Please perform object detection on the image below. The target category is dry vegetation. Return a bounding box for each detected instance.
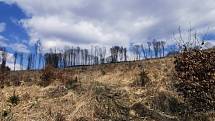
[174,49,215,112]
[0,50,215,121]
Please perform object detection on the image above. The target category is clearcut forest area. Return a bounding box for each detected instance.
[0,48,215,121]
[1,0,215,121]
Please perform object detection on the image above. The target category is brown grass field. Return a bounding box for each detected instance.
[0,55,215,121]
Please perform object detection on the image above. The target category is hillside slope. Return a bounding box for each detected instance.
[0,56,215,121]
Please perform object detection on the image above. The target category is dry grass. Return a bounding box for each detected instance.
[0,56,215,121]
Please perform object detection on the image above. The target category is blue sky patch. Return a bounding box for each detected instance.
[0,2,29,49]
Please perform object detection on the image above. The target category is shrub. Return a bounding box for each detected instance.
[46,86,68,98]
[55,112,66,121]
[75,117,89,121]
[65,77,79,90]
[174,49,215,112]
[131,69,150,87]
[92,82,130,120]
[100,69,106,75]
[0,72,6,88]
[1,110,9,117]
[39,65,55,86]
[9,74,21,86]
[47,108,66,121]
[8,91,20,106]
[0,108,13,120]
[0,66,10,88]
[152,92,186,115]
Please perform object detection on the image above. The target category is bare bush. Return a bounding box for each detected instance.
[45,86,68,98]
[39,65,56,87]
[65,77,79,90]
[55,112,66,121]
[0,66,10,88]
[91,82,130,120]
[9,73,21,86]
[152,92,186,116]
[174,49,215,112]
[8,91,20,106]
[130,69,150,87]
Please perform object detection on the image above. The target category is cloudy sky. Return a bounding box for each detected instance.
[1,0,215,53]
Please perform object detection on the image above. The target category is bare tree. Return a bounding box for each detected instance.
[110,46,120,63]
[94,46,99,64]
[76,47,80,65]
[102,47,106,63]
[84,49,89,65]
[1,47,7,69]
[147,42,152,58]
[73,47,76,66]
[62,49,67,67]
[160,41,166,57]
[97,47,106,64]
[44,52,60,68]
[33,41,39,69]
[123,48,127,61]
[135,45,141,60]
[157,41,162,57]
[118,47,124,61]
[14,52,18,71]
[175,26,205,52]
[36,40,42,69]
[152,39,161,58]
[19,52,24,70]
[27,53,33,70]
[141,44,147,59]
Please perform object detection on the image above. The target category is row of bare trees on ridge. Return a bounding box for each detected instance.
[1,27,211,71]
[0,39,170,70]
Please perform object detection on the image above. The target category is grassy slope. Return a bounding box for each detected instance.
[0,57,214,121]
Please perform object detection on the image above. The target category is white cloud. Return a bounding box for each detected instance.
[0,35,7,47]
[4,0,215,49]
[0,23,8,48]
[0,51,23,70]
[0,23,6,32]
[12,43,30,53]
[0,34,30,53]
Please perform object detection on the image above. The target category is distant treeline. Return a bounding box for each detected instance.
[1,30,208,71]
[0,39,179,70]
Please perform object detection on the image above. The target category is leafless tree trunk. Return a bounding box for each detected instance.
[141,44,147,59]
[14,52,18,71]
[124,48,127,61]
[27,53,33,70]
[19,52,24,70]
[147,42,152,58]
[161,41,166,57]
[1,47,7,69]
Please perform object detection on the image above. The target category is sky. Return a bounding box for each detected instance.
[1,0,215,69]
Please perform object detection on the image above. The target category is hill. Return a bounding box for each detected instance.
[0,52,215,121]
